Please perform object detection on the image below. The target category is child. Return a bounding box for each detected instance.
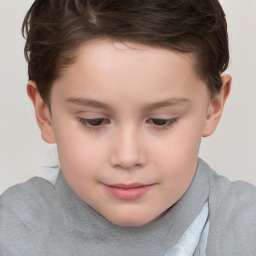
[1,0,256,255]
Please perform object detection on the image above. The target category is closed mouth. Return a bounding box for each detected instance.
[103,183,154,200]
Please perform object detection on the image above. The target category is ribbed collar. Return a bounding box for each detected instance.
[54,158,209,255]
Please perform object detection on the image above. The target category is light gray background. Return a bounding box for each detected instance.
[0,0,256,194]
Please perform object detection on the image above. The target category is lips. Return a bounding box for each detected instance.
[104,183,154,200]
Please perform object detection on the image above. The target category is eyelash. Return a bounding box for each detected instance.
[78,118,109,130]
[78,117,178,130]
[147,118,178,129]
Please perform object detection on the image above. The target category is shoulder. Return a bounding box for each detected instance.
[0,176,59,228]
[1,176,57,216]
[208,168,256,217]
[221,180,256,231]
[0,177,59,255]
[228,179,256,205]
[206,165,256,255]
[199,158,256,210]
[1,175,55,199]
[222,180,256,229]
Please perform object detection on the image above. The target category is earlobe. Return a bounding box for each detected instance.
[202,74,232,137]
[27,81,56,144]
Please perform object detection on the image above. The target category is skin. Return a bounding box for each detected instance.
[27,39,231,226]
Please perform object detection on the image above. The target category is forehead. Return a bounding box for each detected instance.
[62,39,200,84]
[72,39,198,72]
[52,39,207,108]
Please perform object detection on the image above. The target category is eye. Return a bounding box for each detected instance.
[79,118,109,128]
[147,118,177,128]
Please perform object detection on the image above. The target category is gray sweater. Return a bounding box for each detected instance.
[1,159,256,255]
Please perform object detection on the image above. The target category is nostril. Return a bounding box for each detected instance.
[109,151,147,170]
[109,131,147,170]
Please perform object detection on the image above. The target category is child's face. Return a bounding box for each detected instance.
[31,39,230,226]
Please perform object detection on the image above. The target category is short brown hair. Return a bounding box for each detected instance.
[22,0,229,104]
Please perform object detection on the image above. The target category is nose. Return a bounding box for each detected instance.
[109,127,147,170]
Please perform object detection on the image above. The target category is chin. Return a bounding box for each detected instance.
[104,211,158,227]
[111,218,149,227]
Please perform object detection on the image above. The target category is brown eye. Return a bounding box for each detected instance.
[147,118,178,128]
[79,118,108,127]
[151,119,167,126]
[87,118,105,126]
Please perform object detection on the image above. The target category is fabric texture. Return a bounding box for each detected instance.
[1,159,256,256]
[164,202,209,256]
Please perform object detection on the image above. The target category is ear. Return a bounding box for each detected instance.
[27,81,56,144]
[202,74,232,137]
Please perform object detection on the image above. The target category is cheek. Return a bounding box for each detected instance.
[61,140,102,170]
[53,120,106,177]
[147,119,203,191]
[150,123,202,166]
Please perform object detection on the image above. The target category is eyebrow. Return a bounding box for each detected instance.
[141,98,191,111]
[66,96,190,111]
[66,97,113,111]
